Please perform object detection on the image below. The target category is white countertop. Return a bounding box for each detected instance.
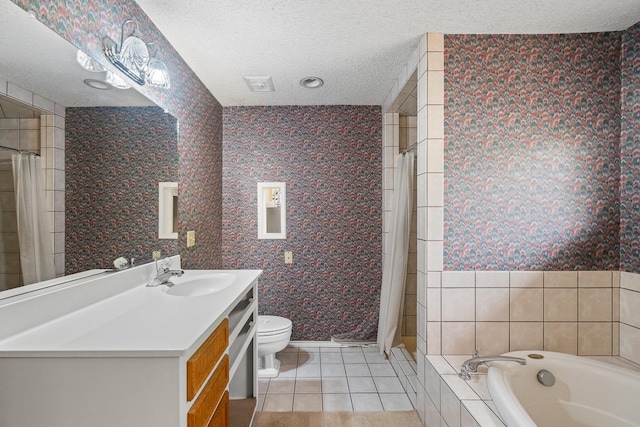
[0,268,262,357]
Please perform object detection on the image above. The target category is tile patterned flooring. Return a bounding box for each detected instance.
[258,346,414,412]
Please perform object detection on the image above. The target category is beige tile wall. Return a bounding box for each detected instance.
[435,270,619,356]
[41,112,66,277]
[620,272,640,364]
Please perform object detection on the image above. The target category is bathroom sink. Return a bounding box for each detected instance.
[162,273,235,296]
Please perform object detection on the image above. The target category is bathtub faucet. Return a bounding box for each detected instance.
[458,351,527,380]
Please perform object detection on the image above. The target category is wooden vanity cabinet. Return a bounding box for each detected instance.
[185,284,258,427]
[187,319,229,402]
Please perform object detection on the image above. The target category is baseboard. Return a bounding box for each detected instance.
[288,340,378,348]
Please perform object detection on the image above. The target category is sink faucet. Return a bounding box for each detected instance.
[458,351,527,380]
[147,257,184,287]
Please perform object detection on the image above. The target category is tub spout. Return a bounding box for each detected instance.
[458,352,527,380]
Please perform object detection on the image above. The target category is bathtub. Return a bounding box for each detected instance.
[487,351,640,427]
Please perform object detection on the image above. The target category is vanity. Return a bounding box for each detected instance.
[0,257,261,427]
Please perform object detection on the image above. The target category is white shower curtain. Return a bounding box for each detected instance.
[377,153,414,355]
[12,153,55,285]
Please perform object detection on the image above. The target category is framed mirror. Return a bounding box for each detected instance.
[257,182,286,239]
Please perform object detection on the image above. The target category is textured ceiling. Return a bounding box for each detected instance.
[135,0,640,107]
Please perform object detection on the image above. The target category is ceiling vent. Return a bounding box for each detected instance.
[243,76,275,92]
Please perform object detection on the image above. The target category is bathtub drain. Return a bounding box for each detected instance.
[537,369,556,387]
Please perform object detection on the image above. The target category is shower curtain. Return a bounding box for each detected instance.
[377,153,414,355]
[12,153,55,285]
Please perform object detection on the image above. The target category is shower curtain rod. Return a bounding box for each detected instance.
[0,144,40,156]
[402,142,417,155]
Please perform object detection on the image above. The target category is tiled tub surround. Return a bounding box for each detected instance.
[257,345,414,412]
[425,271,619,357]
[389,346,419,408]
[620,272,640,364]
[417,353,640,427]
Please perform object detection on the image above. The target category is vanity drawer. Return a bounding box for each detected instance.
[207,391,229,427]
[188,355,229,427]
[187,318,229,401]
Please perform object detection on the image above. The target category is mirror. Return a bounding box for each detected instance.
[257,182,286,239]
[0,1,178,291]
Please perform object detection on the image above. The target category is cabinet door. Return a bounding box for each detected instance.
[188,355,229,427]
[187,318,228,401]
[208,391,229,427]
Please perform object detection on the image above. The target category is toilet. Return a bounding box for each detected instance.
[257,315,292,378]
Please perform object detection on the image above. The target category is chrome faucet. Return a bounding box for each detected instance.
[458,351,527,380]
[147,257,184,287]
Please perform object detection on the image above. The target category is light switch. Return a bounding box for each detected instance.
[284,251,293,264]
[152,250,162,259]
[187,230,196,247]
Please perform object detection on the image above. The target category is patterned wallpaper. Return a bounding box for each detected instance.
[11,0,223,269]
[65,107,178,272]
[222,106,382,341]
[444,33,622,271]
[620,22,640,273]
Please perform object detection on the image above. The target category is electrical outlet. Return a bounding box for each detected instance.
[284,251,293,264]
[187,230,196,247]
[152,250,162,259]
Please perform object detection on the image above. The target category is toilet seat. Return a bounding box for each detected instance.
[258,315,292,336]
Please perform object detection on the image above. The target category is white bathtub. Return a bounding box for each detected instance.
[487,350,640,427]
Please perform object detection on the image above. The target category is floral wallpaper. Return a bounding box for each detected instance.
[65,107,178,273]
[620,22,640,273]
[222,106,382,341]
[11,0,223,269]
[444,33,622,271]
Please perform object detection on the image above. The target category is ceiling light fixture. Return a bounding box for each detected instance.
[77,50,106,73]
[105,71,131,89]
[300,77,324,89]
[103,19,170,89]
[83,79,111,90]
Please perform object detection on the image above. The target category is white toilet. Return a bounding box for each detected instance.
[257,315,292,378]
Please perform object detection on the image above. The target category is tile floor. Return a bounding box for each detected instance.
[258,345,414,412]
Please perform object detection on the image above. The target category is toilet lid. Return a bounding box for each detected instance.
[258,315,292,335]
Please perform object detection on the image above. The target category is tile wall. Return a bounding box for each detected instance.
[433,270,619,356]
[620,272,640,364]
[0,81,65,285]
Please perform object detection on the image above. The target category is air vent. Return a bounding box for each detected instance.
[243,76,275,92]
